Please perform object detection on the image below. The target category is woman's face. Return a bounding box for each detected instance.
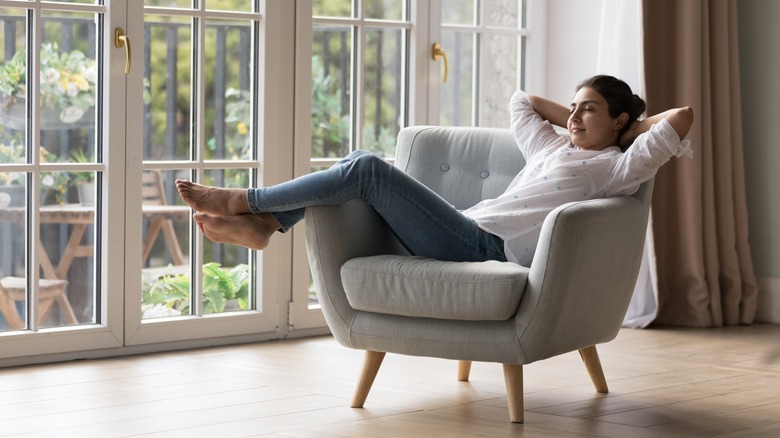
[567,87,625,151]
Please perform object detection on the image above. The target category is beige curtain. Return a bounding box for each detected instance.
[643,0,757,326]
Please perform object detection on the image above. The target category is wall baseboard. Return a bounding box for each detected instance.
[756,276,780,324]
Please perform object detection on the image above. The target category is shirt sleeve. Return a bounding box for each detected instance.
[607,118,693,195]
[510,90,567,159]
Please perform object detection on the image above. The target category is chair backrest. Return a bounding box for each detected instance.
[142,170,167,206]
[395,126,524,210]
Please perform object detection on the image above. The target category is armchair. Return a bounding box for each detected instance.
[305,126,653,423]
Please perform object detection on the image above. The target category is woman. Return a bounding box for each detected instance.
[176,75,693,267]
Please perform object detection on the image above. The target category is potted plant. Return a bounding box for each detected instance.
[0,43,97,130]
[69,149,95,205]
[0,142,25,207]
[141,263,250,319]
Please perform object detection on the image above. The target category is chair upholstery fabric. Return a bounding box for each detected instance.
[342,255,529,321]
[305,125,652,365]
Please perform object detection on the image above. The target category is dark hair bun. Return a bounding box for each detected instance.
[632,94,646,119]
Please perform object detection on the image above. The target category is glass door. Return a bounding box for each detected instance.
[429,0,529,128]
[289,0,412,330]
[0,0,126,358]
[123,0,281,345]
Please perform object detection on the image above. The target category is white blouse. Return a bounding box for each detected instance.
[462,90,692,267]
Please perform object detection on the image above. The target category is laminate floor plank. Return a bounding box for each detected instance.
[1,324,778,437]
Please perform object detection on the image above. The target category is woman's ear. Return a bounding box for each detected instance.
[615,112,629,130]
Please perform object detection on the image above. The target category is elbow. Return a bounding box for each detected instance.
[681,106,694,124]
[672,106,694,139]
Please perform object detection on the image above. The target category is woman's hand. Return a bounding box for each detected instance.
[619,106,694,148]
[619,119,642,147]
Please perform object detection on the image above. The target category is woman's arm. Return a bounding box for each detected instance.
[529,95,570,128]
[620,106,694,147]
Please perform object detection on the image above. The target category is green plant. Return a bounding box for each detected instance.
[0,43,97,123]
[39,147,70,205]
[69,149,94,184]
[0,141,25,168]
[311,55,349,158]
[141,263,250,319]
[207,87,251,160]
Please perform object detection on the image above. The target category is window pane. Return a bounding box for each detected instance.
[364,0,404,21]
[442,0,475,25]
[202,168,251,315]
[204,19,253,161]
[145,0,194,8]
[205,0,253,13]
[39,173,96,327]
[311,25,352,159]
[143,15,193,161]
[480,33,516,128]
[440,31,474,126]
[0,175,26,331]
[314,0,352,18]
[39,11,99,166]
[0,8,27,147]
[484,0,519,28]
[362,27,403,157]
[141,169,191,320]
[0,140,25,165]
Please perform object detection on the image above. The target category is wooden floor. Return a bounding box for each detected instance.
[1,324,780,437]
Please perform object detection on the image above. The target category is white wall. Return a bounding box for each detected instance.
[738,0,780,323]
[545,0,603,103]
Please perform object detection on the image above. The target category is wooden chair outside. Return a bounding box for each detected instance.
[142,170,186,266]
[0,276,76,329]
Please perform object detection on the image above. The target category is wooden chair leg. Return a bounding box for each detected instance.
[141,218,164,265]
[579,345,609,393]
[55,294,79,325]
[351,350,386,408]
[161,219,186,265]
[502,363,524,423]
[37,297,56,325]
[457,360,472,382]
[0,290,24,330]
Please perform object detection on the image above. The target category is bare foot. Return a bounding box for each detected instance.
[193,212,280,250]
[176,179,251,216]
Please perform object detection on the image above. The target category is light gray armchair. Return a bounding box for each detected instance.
[305,126,653,423]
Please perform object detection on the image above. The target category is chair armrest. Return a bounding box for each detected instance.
[305,200,407,346]
[515,194,649,361]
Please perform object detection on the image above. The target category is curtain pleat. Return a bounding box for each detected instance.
[642,0,757,326]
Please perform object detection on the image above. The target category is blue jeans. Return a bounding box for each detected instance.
[246,150,506,262]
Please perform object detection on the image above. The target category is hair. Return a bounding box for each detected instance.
[576,75,646,149]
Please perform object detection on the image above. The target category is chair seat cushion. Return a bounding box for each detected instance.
[341,255,529,321]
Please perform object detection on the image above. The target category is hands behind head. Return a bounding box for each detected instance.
[619,119,641,149]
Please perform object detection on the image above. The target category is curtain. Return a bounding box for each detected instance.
[642,0,757,326]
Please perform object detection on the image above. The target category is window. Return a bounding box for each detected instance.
[437,0,528,128]
[0,2,105,333]
[311,0,411,162]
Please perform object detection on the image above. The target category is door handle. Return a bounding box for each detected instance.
[432,43,448,83]
[115,27,132,75]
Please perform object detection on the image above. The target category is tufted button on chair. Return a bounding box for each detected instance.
[305,125,653,423]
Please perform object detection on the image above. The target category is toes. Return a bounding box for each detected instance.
[193,212,209,223]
